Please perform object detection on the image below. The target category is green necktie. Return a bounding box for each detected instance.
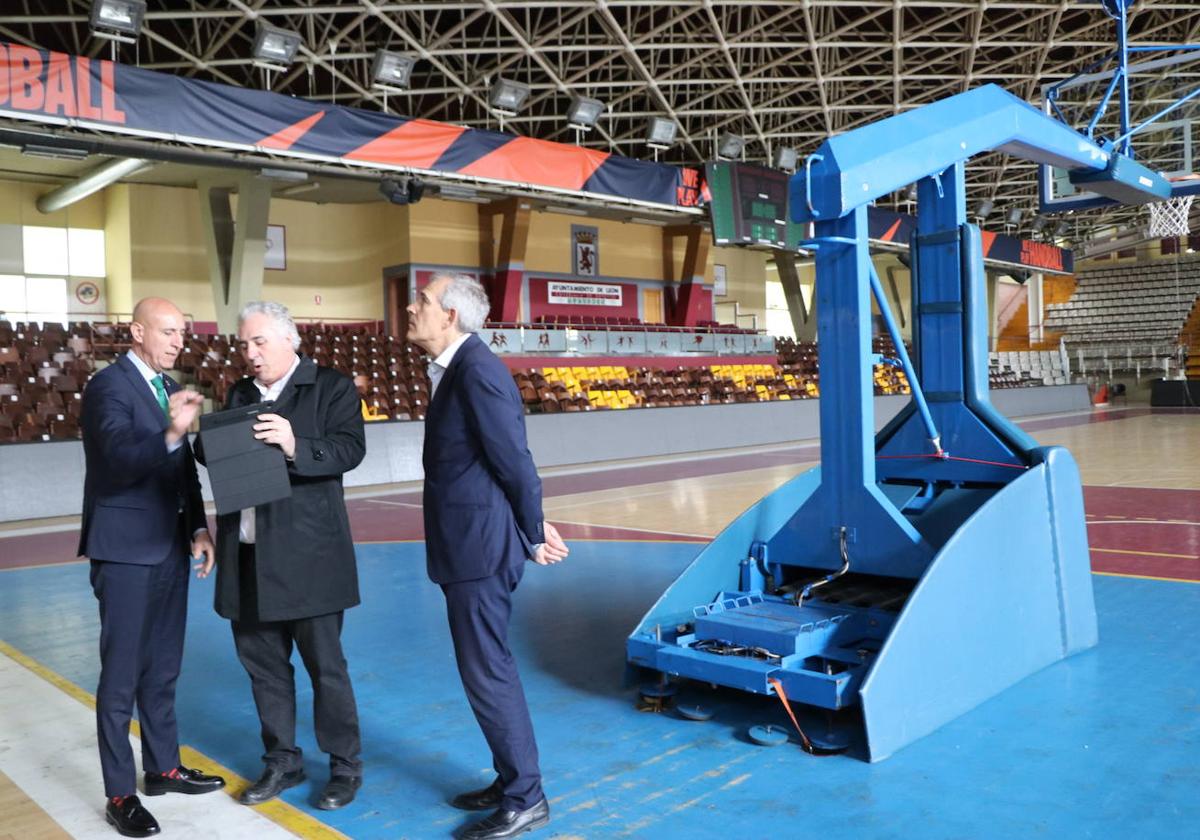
[151,374,169,417]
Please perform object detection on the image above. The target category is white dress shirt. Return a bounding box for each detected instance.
[127,351,207,538]
[427,332,471,398]
[126,350,182,454]
[240,353,301,544]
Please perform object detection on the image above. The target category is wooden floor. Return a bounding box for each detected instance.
[544,409,1200,540]
[0,770,70,840]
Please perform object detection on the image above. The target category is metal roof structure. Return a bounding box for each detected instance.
[4,1,1200,241]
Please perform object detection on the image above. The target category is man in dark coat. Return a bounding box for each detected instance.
[196,300,365,811]
[407,273,569,840]
[79,296,225,838]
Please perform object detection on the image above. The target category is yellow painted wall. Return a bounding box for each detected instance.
[0,178,105,229]
[259,197,408,320]
[103,184,132,315]
[522,212,669,280]
[122,184,411,323]
[0,174,767,327]
[712,245,770,327]
[128,184,211,319]
[408,197,477,267]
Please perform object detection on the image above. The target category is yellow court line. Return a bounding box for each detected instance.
[1088,519,1200,527]
[0,640,348,840]
[1091,547,1200,560]
[1093,570,1200,585]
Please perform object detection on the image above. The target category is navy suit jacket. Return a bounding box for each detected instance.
[78,355,206,565]
[422,334,545,584]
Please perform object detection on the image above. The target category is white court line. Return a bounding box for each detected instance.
[544,518,712,540]
[0,654,301,840]
[0,522,81,538]
[362,498,711,539]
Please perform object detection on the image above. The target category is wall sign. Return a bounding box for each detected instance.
[712,264,727,297]
[75,280,100,305]
[571,224,599,277]
[547,281,623,307]
[265,224,286,270]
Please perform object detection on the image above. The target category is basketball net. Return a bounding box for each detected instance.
[1147,194,1194,238]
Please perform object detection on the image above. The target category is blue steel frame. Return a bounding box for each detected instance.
[627,84,1101,761]
[1039,0,1200,212]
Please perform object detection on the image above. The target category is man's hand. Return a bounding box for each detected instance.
[254,413,296,459]
[191,529,216,578]
[166,389,204,446]
[532,521,569,566]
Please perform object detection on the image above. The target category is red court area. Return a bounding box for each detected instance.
[1084,486,1200,582]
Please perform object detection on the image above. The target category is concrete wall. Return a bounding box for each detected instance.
[0,384,1090,523]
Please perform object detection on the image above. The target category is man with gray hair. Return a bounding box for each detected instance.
[407,273,569,840]
[194,300,366,811]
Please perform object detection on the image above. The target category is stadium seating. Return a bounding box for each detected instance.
[6,316,1092,442]
[1044,256,1200,344]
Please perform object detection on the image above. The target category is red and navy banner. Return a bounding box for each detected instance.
[0,41,701,209]
[870,208,1073,274]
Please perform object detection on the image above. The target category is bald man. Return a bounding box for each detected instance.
[79,298,225,838]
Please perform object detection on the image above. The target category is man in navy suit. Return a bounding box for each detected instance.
[407,273,569,840]
[79,297,225,837]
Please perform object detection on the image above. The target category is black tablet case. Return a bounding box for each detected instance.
[198,401,292,515]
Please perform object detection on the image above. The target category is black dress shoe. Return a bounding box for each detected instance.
[105,795,160,838]
[316,775,362,810]
[451,778,502,811]
[238,767,305,806]
[144,765,227,796]
[459,799,550,840]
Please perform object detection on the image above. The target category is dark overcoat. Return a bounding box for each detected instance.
[197,356,365,621]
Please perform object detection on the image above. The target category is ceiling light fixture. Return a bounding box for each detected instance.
[252,22,303,70]
[371,50,416,92]
[89,0,146,44]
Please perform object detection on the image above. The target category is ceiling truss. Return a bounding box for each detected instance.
[4,0,1200,241]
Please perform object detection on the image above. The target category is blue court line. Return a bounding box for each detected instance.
[1,541,1197,839]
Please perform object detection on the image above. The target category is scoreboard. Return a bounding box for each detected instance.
[705,161,805,250]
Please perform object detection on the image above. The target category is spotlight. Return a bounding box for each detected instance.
[371,50,416,92]
[1006,207,1024,226]
[905,183,918,201]
[566,95,605,130]
[89,0,146,44]
[252,22,302,70]
[772,146,798,172]
[489,78,531,115]
[646,117,678,149]
[379,177,425,206]
[716,132,745,160]
[975,199,995,221]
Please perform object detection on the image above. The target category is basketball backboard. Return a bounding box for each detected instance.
[1038,49,1200,213]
